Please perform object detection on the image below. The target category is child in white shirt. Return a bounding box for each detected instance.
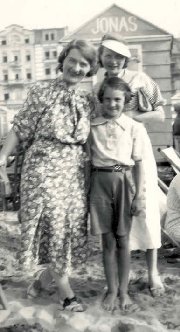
[90,77,145,311]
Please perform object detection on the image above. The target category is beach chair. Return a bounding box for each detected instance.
[158,146,180,174]
[0,166,12,211]
[158,177,168,195]
[0,145,24,212]
[0,159,21,310]
[0,284,8,309]
[158,147,180,248]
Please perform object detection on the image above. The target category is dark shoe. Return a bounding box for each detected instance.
[165,253,180,259]
[63,296,86,312]
[167,257,180,264]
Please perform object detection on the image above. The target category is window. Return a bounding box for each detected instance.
[26,54,31,61]
[3,56,7,63]
[53,51,57,58]
[4,74,8,81]
[45,51,50,59]
[45,34,49,41]
[25,38,29,44]
[14,55,18,62]
[45,68,51,75]
[15,73,19,80]
[2,40,7,45]
[51,33,54,40]
[4,93,9,101]
[26,73,32,80]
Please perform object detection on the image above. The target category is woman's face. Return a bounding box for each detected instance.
[100,47,126,76]
[62,48,91,86]
[102,87,125,119]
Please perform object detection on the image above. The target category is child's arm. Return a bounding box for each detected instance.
[131,160,145,216]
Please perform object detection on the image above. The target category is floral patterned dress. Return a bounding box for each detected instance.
[13,78,93,276]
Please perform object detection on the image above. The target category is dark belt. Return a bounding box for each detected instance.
[92,165,132,172]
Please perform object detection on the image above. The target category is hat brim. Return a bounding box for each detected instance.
[102,40,131,58]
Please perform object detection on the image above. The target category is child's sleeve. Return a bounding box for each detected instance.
[131,123,144,162]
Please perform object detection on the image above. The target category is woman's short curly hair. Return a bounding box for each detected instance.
[98,76,132,104]
[98,33,129,69]
[57,39,98,77]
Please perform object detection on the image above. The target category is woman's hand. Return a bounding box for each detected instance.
[133,108,165,124]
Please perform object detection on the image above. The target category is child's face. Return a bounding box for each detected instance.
[102,87,125,119]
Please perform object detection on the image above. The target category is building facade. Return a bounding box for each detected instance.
[1,6,180,160]
[61,4,175,161]
[0,24,67,137]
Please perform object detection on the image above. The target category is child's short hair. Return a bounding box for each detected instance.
[98,77,132,104]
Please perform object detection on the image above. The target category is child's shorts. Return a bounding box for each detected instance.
[90,167,136,236]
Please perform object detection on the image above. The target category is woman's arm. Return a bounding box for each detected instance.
[133,106,165,123]
[133,72,165,124]
[0,128,19,166]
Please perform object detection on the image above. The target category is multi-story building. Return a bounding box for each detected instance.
[0,24,67,138]
[34,28,67,81]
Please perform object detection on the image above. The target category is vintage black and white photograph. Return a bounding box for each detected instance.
[0,0,180,331]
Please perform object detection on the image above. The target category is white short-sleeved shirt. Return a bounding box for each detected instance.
[164,173,180,244]
[90,113,144,167]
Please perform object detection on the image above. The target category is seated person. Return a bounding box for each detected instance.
[164,173,180,251]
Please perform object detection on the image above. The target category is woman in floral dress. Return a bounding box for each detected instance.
[0,39,98,311]
[96,33,165,296]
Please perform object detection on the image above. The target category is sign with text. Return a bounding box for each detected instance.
[69,5,168,40]
[91,16,138,34]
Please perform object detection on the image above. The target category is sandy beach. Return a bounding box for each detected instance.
[0,212,180,332]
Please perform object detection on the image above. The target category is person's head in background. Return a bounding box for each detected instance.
[97,76,132,119]
[98,33,131,77]
[174,103,180,116]
[57,39,98,87]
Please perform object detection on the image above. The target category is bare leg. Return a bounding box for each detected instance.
[146,249,164,296]
[27,268,52,298]
[116,235,132,310]
[102,232,118,311]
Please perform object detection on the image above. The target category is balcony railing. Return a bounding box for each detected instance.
[8,61,22,68]
[0,79,34,85]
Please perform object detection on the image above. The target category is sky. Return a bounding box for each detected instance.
[0,0,180,37]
